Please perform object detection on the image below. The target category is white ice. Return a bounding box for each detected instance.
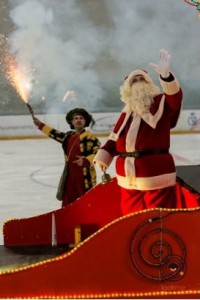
[0,134,200,245]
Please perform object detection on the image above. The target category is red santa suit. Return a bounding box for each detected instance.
[94,70,183,214]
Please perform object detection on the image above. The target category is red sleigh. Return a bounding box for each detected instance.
[1,169,200,299]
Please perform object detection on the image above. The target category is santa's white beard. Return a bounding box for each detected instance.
[121,81,160,115]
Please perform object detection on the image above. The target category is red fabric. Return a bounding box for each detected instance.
[120,182,200,215]
[112,112,127,133]
[62,133,85,206]
[115,92,182,179]
[120,186,177,215]
[101,89,183,191]
[175,182,200,208]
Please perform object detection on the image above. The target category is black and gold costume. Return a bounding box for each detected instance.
[37,121,100,206]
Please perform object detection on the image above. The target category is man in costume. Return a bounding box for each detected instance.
[94,49,183,215]
[33,108,101,207]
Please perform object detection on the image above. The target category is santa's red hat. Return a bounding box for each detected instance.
[125,69,153,85]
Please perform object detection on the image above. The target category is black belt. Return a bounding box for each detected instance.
[119,149,169,158]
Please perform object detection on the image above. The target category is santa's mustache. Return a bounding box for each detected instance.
[120,80,160,115]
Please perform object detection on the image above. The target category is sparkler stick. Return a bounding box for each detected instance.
[25,102,35,120]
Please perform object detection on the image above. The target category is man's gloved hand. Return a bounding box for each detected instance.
[33,116,41,127]
[149,49,170,78]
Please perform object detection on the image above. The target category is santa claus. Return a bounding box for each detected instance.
[94,49,183,215]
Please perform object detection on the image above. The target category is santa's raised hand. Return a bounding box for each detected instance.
[149,49,170,78]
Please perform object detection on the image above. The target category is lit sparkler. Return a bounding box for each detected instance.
[5,51,36,120]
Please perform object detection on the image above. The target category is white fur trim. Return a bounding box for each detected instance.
[124,157,136,178]
[116,172,176,190]
[126,69,153,84]
[108,132,118,141]
[159,74,180,95]
[140,95,165,128]
[123,96,165,152]
[93,149,113,168]
[125,115,141,152]
[109,110,131,142]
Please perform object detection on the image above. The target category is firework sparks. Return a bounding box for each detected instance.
[5,52,32,103]
[3,49,36,119]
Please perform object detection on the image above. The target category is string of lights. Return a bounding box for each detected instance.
[184,0,200,17]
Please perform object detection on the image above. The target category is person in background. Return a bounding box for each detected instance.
[94,49,183,215]
[33,108,101,207]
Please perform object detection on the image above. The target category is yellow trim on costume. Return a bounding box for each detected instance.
[79,130,91,140]
[41,124,53,136]
[86,153,96,164]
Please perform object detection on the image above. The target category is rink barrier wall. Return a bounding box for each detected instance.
[0,110,200,139]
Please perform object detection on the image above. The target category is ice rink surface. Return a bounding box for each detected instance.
[0,134,200,246]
